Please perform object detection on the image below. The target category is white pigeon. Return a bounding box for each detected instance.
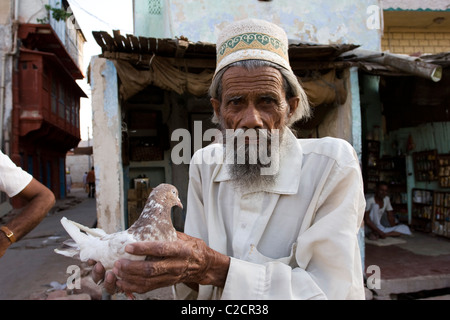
[55,183,182,271]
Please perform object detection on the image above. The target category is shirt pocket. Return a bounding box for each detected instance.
[246,241,298,268]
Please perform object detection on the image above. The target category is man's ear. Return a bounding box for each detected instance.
[211,98,221,119]
[287,97,299,119]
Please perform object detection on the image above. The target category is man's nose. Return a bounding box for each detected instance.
[239,105,264,129]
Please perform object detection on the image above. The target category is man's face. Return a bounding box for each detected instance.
[376,184,389,199]
[210,66,299,189]
[211,66,298,131]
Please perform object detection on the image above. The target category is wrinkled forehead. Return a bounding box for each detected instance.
[221,66,284,95]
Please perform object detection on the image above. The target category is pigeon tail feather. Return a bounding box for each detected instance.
[69,220,107,238]
[54,247,80,258]
[53,236,81,258]
[60,217,93,247]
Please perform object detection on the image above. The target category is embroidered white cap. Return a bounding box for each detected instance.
[212,18,311,125]
[215,18,292,76]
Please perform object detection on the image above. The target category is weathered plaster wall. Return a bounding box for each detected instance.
[135,0,382,50]
[0,1,13,149]
[350,67,363,162]
[90,56,124,233]
[0,24,13,147]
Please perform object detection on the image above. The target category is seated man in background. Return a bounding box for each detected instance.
[364,181,412,240]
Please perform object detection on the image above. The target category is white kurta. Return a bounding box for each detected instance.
[174,130,366,300]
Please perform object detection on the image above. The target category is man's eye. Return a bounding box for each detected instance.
[228,98,241,106]
[261,97,276,105]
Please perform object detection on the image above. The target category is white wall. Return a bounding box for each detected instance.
[66,154,91,184]
[135,0,382,50]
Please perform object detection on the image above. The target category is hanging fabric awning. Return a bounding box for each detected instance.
[112,57,348,107]
[112,56,213,100]
[93,30,355,107]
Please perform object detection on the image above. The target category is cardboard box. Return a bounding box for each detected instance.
[127,187,153,226]
[128,189,137,201]
[127,201,139,226]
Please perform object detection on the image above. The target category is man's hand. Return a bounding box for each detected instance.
[91,232,230,295]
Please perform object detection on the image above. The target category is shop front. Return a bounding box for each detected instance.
[359,53,450,238]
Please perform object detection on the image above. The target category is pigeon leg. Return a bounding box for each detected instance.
[126,292,136,300]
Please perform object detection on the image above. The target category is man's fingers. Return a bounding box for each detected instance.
[113,259,181,294]
[116,276,173,294]
[126,240,182,257]
[113,259,169,277]
[91,262,106,284]
[103,271,118,295]
[114,258,188,281]
[87,259,97,266]
[90,262,119,295]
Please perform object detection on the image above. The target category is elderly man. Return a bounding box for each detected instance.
[93,18,366,300]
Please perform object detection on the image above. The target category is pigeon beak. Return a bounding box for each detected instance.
[176,197,183,209]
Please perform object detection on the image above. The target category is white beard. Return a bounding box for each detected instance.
[223,127,290,191]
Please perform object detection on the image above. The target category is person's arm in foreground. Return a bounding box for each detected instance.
[0,178,56,257]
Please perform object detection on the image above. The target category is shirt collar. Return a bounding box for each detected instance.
[213,129,303,195]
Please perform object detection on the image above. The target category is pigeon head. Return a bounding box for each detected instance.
[153,183,183,210]
[128,184,182,240]
[135,183,183,223]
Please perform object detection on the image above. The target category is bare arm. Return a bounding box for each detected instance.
[386,210,396,227]
[0,178,55,257]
